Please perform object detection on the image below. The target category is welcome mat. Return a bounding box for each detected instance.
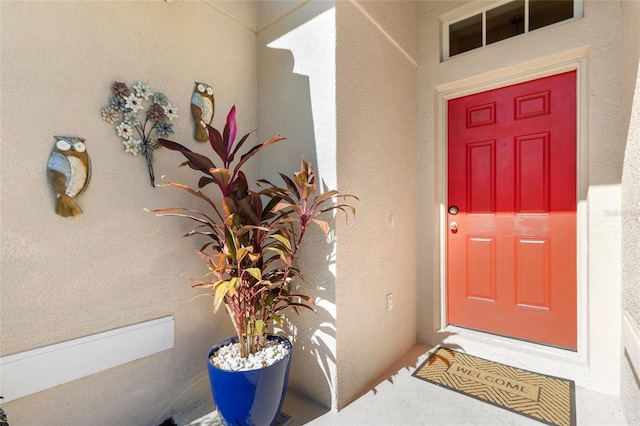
[413,348,575,426]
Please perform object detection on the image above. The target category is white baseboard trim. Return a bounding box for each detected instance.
[623,311,640,375]
[0,316,174,403]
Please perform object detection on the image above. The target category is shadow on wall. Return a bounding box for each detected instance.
[257,4,339,409]
[259,46,335,408]
[257,46,319,177]
[279,223,337,409]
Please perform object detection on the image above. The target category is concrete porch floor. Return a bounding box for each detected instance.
[184,345,628,425]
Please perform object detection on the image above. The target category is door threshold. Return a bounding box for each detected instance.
[436,325,590,387]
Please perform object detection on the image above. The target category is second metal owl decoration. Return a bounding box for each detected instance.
[190,82,215,142]
[47,136,91,217]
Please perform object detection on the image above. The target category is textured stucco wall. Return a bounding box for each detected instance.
[0,1,256,424]
[417,0,624,394]
[335,0,418,409]
[620,0,640,421]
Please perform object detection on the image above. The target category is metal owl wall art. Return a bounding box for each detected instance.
[47,136,91,217]
[190,82,215,142]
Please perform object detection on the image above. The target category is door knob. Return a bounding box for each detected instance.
[449,222,458,231]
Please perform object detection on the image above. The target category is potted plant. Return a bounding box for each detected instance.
[149,105,356,426]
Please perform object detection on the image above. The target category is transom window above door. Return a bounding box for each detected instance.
[442,0,583,60]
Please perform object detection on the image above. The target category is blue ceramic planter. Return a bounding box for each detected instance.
[207,335,292,426]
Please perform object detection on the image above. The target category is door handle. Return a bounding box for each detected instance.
[449,222,458,231]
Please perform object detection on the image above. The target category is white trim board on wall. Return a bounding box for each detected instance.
[0,316,174,403]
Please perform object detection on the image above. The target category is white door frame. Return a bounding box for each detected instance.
[434,47,591,385]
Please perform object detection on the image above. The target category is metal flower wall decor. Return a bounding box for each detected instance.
[101,81,178,187]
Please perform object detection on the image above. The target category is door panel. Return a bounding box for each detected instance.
[447,71,577,350]
[467,236,496,301]
[515,133,549,213]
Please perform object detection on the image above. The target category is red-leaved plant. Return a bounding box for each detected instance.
[149,106,356,358]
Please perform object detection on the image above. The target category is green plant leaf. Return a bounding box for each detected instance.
[238,196,260,225]
[229,131,254,164]
[278,173,301,200]
[301,183,316,202]
[265,290,278,306]
[223,106,237,152]
[213,280,228,313]
[271,233,292,251]
[205,124,228,164]
[184,151,217,174]
[246,268,262,281]
[311,219,330,235]
[261,194,283,219]
[264,246,286,261]
[158,139,217,174]
[269,313,282,327]
[274,201,293,212]
[290,293,315,304]
[236,247,249,263]
[310,190,339,209]
[210,168,231,189]
[198,176,216,189]
[254,320,264,336]
[152,181,223,221]
[225,226,238,259]
[320,203,358,220]
[228,277,239,294]
[222,197,238,216]
[276,301,315,314]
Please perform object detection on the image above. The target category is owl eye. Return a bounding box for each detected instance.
[206,87,213,96]
[197,84,205,93]
[73,142,86,152]
[56,140,71,151]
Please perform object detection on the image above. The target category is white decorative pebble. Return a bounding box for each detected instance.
[210,340,289,372]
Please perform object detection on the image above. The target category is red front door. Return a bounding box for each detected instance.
[447,71,577,350]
